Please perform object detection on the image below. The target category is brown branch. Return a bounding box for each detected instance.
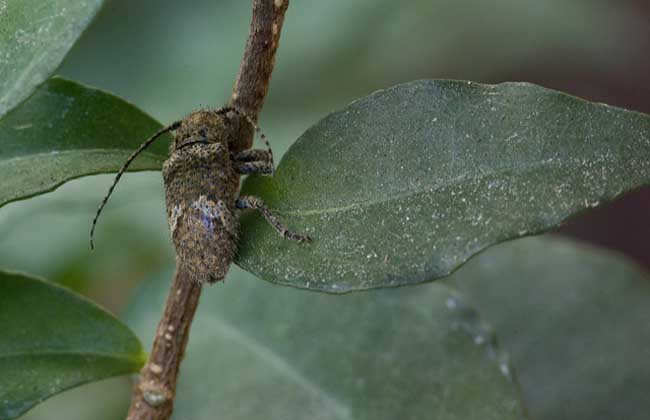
[126,270,200,420]
[125,1,290,419]
[230,0,289,152]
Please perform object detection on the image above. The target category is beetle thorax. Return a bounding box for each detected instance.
[171,109,234,153]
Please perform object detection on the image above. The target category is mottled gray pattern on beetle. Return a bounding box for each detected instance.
[91,107,310,284]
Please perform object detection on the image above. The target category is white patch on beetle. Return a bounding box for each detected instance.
[192,195,211,212]
[191,195,211,213]
[169,204,184,234]
[191,195,221,233]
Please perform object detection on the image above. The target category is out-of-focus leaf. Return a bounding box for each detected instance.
[56,0,647,123]
[448,236,650,420]
[237,80,650,292]
[0,173,171,303]
[126,267,526,420]
[277,0,646,100]
[0,270,145,419]
[0,76,170,209]
[17,377,131,420]
[0,0,104,117]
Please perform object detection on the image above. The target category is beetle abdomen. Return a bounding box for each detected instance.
[163,142,238,283]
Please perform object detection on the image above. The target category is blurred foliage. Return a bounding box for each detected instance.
[0,271,144,419]
[125,266,527,420]
[1,0,648,418]
[448,237,650,420]
[0,172,172,308]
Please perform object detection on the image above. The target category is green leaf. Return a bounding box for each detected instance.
[0,0,104,117]
[126,267,527,420]
[17,377,132,420]
[237,80,650,292]
[447,236,650,420]
[0,270,146,419]
[0,76,169,209]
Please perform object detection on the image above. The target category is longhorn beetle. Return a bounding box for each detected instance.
[90,107,311,283]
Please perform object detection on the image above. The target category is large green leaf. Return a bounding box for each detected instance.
[0,0,104,117]
[447,236,650,420]
[237,80,650,292]
[0,270,145,419]
[0,76,169,209]
[126,267,527,420]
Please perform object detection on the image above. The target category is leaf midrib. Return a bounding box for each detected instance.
[278,157,569,216]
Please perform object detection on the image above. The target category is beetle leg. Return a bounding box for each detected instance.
[234,149,272,162]
[233,160,274,175]
[234,149,274,176]
[233,149,274,175]
[236,195,311,242]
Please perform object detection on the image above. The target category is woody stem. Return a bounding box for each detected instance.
[125,1,290,419]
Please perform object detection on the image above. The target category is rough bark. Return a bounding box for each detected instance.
[230,0,289,153]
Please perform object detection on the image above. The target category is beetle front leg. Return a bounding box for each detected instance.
[234,149,272,162]
[233,149,274,175]
[236,195,311,242]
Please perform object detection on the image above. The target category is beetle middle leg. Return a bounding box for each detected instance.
[233,160,274,175]
[236,195,311,242]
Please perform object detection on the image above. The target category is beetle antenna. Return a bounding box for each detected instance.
[90,121,182,250]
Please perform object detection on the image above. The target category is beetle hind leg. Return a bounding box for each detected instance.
[236,195,311,242]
